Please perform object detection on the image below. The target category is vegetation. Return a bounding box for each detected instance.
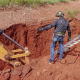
[67,9,78,18]
[0,0,79,7]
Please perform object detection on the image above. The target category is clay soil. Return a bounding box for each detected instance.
[0,0,80,80]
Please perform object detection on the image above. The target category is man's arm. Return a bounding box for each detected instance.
[67,24,71,41]
[43,21,57,30]
[38,20,57,32]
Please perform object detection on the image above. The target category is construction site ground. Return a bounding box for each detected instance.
[0,0,80,80]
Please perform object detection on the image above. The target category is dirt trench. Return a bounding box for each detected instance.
[0,20,55,60]
[0,18,80,76]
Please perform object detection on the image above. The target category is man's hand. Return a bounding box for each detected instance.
[67,37,71,42]
[37,28,43,32]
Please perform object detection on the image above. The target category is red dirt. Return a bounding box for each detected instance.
[0,1,80,80]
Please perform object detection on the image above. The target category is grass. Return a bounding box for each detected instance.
[0,0,9,7]
[67,9,78,18]
[0,0,79,7]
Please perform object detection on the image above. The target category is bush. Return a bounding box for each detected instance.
[67,9,78,18]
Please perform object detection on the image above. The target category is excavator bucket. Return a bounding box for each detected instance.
[0,42,13,61]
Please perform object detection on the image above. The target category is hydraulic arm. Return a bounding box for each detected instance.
[0,29,30,67]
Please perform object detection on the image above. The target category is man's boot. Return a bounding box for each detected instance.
[47,59,54,64]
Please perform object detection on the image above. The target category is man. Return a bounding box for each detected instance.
[38,11,71,64]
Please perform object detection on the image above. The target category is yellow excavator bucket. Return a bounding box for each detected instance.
[0,42,30,67]
[0,42,13,61]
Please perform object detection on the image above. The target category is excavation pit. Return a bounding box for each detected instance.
[0,18,80,71]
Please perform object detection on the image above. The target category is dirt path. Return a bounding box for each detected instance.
[0,0,80,80]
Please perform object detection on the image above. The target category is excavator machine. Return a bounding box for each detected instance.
[0,29,30,68]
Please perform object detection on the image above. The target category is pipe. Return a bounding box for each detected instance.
[2,32,27,51]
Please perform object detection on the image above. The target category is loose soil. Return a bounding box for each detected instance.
[0,1,80,80]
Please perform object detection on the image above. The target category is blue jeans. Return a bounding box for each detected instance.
[51,35,63,60]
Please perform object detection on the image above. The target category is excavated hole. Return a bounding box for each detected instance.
[0,18,80,70]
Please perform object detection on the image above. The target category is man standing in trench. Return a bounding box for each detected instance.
[38,11,71,64]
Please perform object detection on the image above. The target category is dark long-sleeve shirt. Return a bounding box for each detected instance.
[43,17,71,37]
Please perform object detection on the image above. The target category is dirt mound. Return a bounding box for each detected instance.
[0,59,38,80]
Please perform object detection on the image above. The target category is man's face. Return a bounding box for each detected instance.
[58,17,59,19]
[57,16,61,19]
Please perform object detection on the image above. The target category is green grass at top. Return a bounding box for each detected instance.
[41,0,70,4]
[43,0,59,4]
[0,0,9,7]
[0,0,78,7]
[0,0,44,7]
